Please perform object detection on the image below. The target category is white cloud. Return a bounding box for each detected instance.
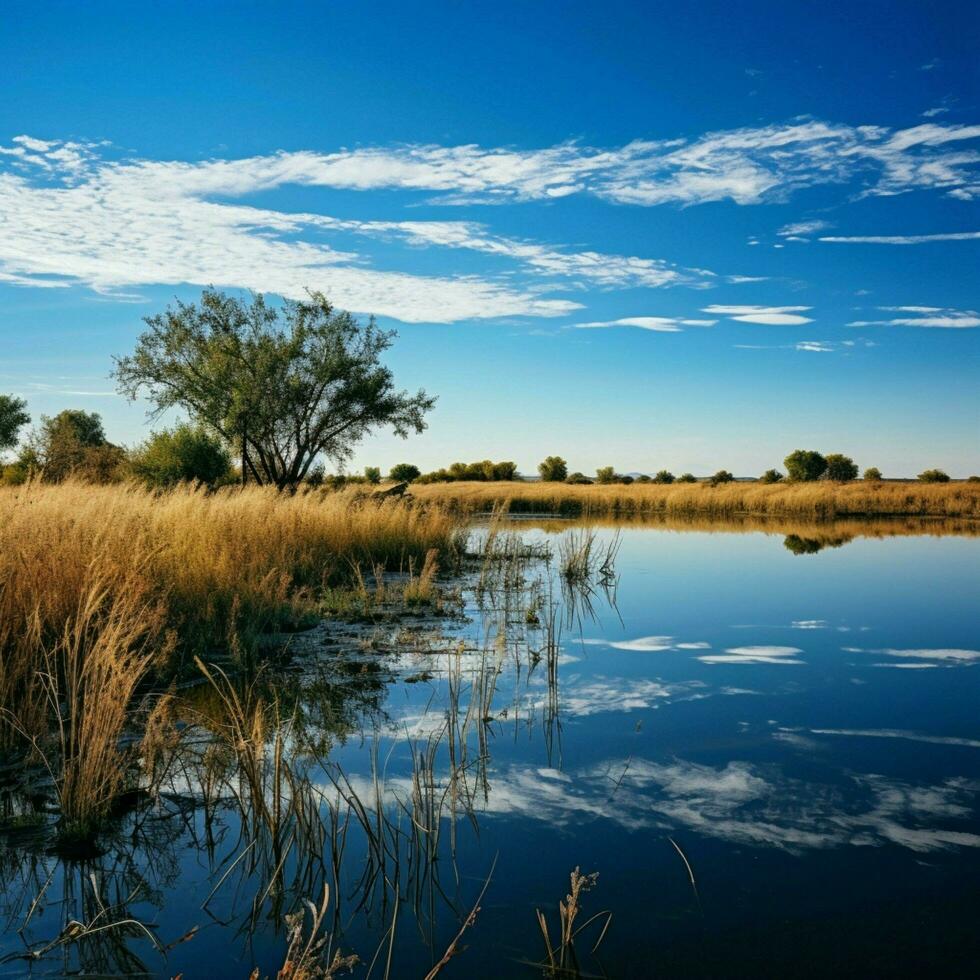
[583,635,712,651]
[820,231,980,244]
[846,646,980,665]
[847,307,980,329]
[573,316,717,333]
[795,341,835,352]
[699,645,804,665]
[702,304,814,325]
[808,728,980,750]
[778,219,833,238]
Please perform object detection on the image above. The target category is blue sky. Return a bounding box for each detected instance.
[1,0,977,476]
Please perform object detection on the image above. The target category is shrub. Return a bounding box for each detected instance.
[635,474,652,483]
[0,394,30,453]
[653,470,675,484]
[565,472,592,484]
[676,473,697,483]
[918,469,950,483]
[538,455,568,482]
[129,423,232,488]
[619,474,634,485]
[759,469,783,484]
[417,460,518,483]
[863,467,882,482]
[824,454,858,482]
[784,449,827,482]
[969,475,980,483]
[709,470,735,486]
[32,409,126,483]
[388,463,421,483]
[595,466,617,485]
[364,466,381,485]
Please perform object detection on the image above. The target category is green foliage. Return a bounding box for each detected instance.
[709,470,735,486]
[968,475,980,483]
[824,453,858,481]
[565,472,592,484]
[595,466,617,485]
[620,474,634,485]
[759,469,783,484]
[129,423,233,488]
[417,459,519,483]
[784,449,827,482]
[364,466,381,485]
[0,394,30,453]
[30,410,124,483]
[635,474,652,483]
[114,289,434,491]
[653,470,675,484]
[676,473,697,483]
[538,455,568,482]
[917,468,950,483]
[863,467,883,482]
[388,462,421,482]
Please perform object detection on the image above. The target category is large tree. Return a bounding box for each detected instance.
[114,289,435,490]
[0,394,30,453]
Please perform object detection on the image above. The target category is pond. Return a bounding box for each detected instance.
[2,517,978,977]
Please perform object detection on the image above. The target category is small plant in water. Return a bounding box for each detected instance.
[536,866,611,977]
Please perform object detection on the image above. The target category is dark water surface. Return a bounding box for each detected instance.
[2,519,978,977]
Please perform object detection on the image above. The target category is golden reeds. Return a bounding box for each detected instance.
[410,479,980,520]
[0,480,461,838]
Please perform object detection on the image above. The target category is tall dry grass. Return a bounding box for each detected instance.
[0,480,460,837]
[410,479,980,520]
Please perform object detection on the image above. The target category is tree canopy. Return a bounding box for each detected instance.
[784,449,827,482]
[538,455,568,482]
[824,453,858,481]
[114,289,435,490]
[0,394,30,453]
[130,423,232,488]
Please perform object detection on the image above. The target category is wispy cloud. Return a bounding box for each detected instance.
[703,304,814,325]
[573,316,716,333]
[820,231,980,244]
[848,307,980,328]
[699,645,805,665]
[0,119,978,317]
[778,219,833,238]
[845,646,980,666]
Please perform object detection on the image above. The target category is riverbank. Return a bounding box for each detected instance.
[408,479,980,519]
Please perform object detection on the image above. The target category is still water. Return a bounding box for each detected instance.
[2,519,978,977]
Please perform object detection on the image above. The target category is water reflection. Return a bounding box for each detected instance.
[0,516,978,976]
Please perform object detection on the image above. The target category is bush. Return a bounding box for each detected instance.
[759,469,783,484]
[709,470,735,486]
[918,469,950,483]
[32,409,126,483]
[595,466,617,485]
[676,473,697,483]
[863,467,882,482]
[968,475,980,483]
[364,466,381,485]
[653,470,675,484]
[635,474,652,483]
[565,472,592,484]
[0,394,30,453]
[388,463,420,483]
[417,460,519,483]
[824,454,858,482]
[784,449,827,482]
[538,455,568,482]
[619,474,634,485]
[129,424,232,488]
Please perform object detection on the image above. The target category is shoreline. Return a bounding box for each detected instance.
[407,479,980,520]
